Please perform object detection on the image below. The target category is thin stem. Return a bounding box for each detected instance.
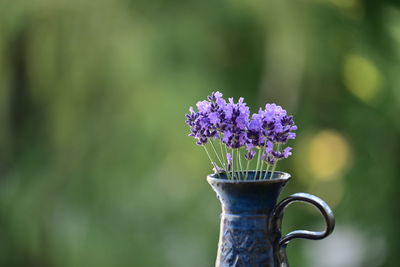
[269,144,281,180]
[269,162,277,179]
[210,139,228,177]
[245,160,250,180]
[259,155,265,179]
[258,148,264,179]
[263,164,271,180]
[255,148,261,180]
[203,145,219,178]
[238,149,244,179]
[218,134,227,167]
[261,161,268,180]
[224,143,228,159]
[209,140,224,166]
[261,143,274,180]
[236,150,239,179]
[235,149,239,179]
[223,141,230,178]
[239,151,244,179]
[231,148,235,179]
[259,141,268,180]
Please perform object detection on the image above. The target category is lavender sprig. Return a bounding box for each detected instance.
[185,91,297,180]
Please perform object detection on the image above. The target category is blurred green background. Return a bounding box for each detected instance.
[1,0,400,266]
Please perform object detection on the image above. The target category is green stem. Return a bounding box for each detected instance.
[259,151,265,179]
[258,141,268,179]
[235,149,239,179]
[223,141,230,178]
[224,143,229,159]
[245,160,250,180]
[210,140,224,167]
[218,134,227,166]
[210,140,229,178]
[255,148,261,180]
[231,148,235,179]
[269,144,281,179]
[259,161,264,179]
[235,149,238,179]
[203,145,219,178]
[237,149,244,179]
[259,142,268,179]
[239,149,244,179]
[269,162,277,179]
[263,164,271,180]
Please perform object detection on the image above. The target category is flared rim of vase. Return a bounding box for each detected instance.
[207,171,291,184]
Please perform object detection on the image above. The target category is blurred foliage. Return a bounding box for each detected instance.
[0,0,399,266]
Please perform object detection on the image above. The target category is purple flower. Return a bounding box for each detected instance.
[223,131,232,143]
[245,151,256,160]
[283,147,292,158]
[209,112,220,124]
[264,103,286,119]
[207,91,223,102]
[185,92,297,180]
[244,144,256,160]
[186,92,234,145]
[196,100,211,113]
[267,155,276,165]
[266,141,273,153]
[248,115,262,131]
[220,97,250,149]
[208,91,227,112]
[264,146,293,165]
[262,152,276,165]
[216,97,226,109]
[271,115,297,144]
[185,105,217,145]
[246,103,297,164]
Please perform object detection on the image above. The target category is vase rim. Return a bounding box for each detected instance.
[207,171,291,184]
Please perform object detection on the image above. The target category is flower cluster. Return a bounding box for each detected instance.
[185,91,297,180]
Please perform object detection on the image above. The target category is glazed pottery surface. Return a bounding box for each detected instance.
[207,171,335,267]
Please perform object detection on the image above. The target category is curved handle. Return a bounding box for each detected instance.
[271,193,335,266]
[272,193,335,245]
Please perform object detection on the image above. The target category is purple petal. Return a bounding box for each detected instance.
[196,100,211,113]
[266,141,273,153]
[283,147,292,158]
[209,112,220,124]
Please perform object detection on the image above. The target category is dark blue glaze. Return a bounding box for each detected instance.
[207,171,335,267]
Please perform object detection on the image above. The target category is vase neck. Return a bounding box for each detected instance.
[209,179,288,215]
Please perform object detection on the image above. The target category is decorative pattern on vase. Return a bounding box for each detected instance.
[220,228,273,266]
[217,215,276,266]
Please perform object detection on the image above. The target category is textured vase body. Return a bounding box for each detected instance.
[207,171,335,267]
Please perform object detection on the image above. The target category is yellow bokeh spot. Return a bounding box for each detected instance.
[308,179,345,209]
[307,130,351,181]
[343,54,383,104]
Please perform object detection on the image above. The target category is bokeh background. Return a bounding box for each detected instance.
[1,0,400,266]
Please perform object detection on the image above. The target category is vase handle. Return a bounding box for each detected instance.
[271,193,335,266]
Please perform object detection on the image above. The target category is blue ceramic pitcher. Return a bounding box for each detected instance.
[207,171,335,267]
